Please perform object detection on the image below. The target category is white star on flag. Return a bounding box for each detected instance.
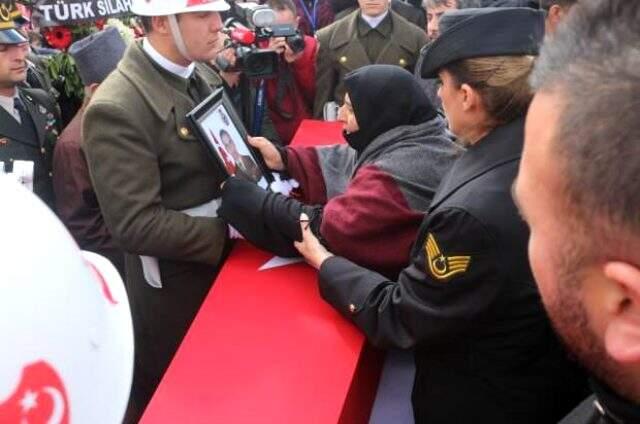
[20,390,37,412]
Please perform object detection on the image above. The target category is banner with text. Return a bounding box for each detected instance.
[34,0,132,26]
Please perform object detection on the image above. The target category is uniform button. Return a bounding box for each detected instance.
[49,172,53,177]
[339,56,347,64]
[179,127,190,138]
[348,304,357,314]
[41,147,46,154]
[9,158,13,162]
[399,58,407,67]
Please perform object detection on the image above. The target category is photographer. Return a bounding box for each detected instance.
[211,34,283,144]
[265,0,317,144]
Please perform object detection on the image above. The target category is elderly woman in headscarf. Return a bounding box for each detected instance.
[294,7,588,424]
[219,64,462,279]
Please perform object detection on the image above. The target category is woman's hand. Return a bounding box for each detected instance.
[248,136,285,171]
[294,213,334,270]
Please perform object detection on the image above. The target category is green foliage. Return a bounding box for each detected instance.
[44,53,84,102]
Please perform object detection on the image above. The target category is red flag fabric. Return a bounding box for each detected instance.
[0,361,70,424]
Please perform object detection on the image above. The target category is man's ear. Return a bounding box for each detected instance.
[546,4,566,34]
[603,262,640,364]
[152,16,170,35]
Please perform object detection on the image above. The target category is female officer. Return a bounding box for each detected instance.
[294,7,588,424]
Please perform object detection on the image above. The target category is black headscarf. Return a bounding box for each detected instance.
[342,64,438,154]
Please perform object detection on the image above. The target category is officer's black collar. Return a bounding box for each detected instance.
[429,116,525,211]
[591,379,640,424]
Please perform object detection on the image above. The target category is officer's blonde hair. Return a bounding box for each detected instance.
[446,55,536,126]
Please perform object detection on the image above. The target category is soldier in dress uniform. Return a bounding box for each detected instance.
[296,8,587,423]
[0,0,60,209]
[82,0,232,420]
[313,0,427,117]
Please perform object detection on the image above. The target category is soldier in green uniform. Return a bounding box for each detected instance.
[82,0,232,419]
[0,0,60,209]
[313,0,428,117]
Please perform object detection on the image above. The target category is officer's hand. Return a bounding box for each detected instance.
[248,136,285,171]
[294,213,334,269]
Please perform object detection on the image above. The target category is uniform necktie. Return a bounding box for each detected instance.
[188,74,204,104]
[13,96,26,124]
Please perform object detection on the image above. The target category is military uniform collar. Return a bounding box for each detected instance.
[329,9,413,51]
[590,379,640,424]
[357,12,392,37]
[118,41,196,120]
[429,117,525,211]
[0,91,19,120]
[358,10,390,33]
[142,38,195,79]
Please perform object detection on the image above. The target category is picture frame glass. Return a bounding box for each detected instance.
[189,88,270,189]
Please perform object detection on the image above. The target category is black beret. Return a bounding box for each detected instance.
[421,7,545,78]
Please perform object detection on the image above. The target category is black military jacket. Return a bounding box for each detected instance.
[318,118,587,423]
[560,380,640,424]
[0,87,60,209]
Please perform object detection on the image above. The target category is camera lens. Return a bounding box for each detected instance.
[245,50,279,78]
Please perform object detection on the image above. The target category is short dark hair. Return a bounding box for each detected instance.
[425,0,458,9]
[138,16,153,34]
[538,0,577,10]
[530,0,640,250]
[267,0,298,15]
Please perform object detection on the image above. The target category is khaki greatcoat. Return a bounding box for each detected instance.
[82,41,229,417]
[313,9,428,117]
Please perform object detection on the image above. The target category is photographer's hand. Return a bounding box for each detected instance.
[268,37,287,55]
[283,43,304,64]
[248,137,285,171]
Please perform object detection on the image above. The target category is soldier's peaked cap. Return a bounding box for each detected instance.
[0,0,27,44]
[420,7,545,78]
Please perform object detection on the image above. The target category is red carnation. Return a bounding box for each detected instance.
[94,18,106,30]
[43,26,73,51]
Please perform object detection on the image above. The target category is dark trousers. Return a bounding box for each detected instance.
[123,254,226,423]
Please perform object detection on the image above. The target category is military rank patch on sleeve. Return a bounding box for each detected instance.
[425,233,471,281]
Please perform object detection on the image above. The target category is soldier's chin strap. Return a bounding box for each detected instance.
[168,14,194,63]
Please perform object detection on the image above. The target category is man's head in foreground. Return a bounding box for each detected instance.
[515,0,640,403]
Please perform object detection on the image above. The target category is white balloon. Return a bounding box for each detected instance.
[0,177,134,423]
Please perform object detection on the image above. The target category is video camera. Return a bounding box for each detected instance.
[216,1,306,79]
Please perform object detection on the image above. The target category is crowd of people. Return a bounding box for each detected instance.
[1,0,640,422]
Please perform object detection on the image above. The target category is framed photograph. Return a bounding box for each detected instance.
[187,88,272,189]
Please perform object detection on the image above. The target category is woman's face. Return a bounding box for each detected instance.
[437,70,467,138]
[337,93,360,134]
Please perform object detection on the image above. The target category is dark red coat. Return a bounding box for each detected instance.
[265,36,317,145]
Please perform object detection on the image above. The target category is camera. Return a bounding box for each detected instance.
[267,24,306,55]
[215,2,306,79]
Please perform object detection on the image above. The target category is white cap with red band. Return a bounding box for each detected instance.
[131,0,230,16]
